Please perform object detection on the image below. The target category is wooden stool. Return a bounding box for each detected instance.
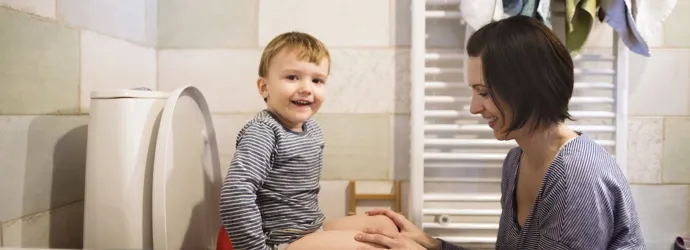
[347,180,402,216]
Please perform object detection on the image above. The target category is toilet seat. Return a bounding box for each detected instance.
[151,85,222,249]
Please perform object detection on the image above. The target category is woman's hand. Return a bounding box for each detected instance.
[355,228,426,250]
[362,208,441,250]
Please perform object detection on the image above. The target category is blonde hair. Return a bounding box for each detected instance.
[258,31,331,77]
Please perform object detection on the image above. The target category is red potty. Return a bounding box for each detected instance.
[217,227,234,250]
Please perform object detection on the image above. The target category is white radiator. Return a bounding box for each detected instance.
[409,0,629,248]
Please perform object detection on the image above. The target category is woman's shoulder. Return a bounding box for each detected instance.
[501,146,523,177]
[560,134,619,168]
[546,134,644,249]
[557,133,628,189]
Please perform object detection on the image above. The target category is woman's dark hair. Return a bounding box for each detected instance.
[466,15,574,133]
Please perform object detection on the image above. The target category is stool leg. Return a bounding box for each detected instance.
[348,181,357,216]
[394,180,402,214]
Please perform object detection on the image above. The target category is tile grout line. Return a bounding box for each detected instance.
[3,4,155,49]
[659,116,666,183]
[156,49,160,91]
[388,114,395,180]
[0,4,53,21]
[0,114,89,117]
[153,0,160,92]
[388,0,394,48]
[77,28,82,114]
[3,200,84,224]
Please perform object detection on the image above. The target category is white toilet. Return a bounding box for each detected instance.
[83,86,222,250]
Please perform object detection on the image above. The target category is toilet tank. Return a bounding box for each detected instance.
[83,89,169,250]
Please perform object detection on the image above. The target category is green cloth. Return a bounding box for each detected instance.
[566,0,599,55]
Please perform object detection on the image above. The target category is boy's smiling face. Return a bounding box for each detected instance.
[257,48,329,132]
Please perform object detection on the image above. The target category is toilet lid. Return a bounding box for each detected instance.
[152,85,222,249]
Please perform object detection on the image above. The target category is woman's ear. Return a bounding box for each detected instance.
[257,77,269,100]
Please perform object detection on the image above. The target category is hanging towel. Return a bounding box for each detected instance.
[461,0,504,31]
[633,0,677,47]
[503,0,541,17]
[536,0,552,28]
[565,0,598,55]
[601,0,650,56]
[503,0,553,29]
[503,0,523,16]
[519,0,540,17]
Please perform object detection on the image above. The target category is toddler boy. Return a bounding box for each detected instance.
[220,32,396,250]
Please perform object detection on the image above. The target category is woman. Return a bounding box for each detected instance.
[354,15,645,250]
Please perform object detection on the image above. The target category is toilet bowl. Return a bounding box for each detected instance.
[83,86,222,250]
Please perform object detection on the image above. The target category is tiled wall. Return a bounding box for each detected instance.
[0,0,687,249]
[611,1,690,247]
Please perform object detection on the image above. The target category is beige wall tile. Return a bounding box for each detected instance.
[0,116,88,222]
[212,114,258,178]
[664,0,690,47]
[0,0,55,19]
[1,202,83,249]
[627,117,663,184]
[80,31,157,113]
[213,114,398,180]
[159,48,408,115]
[258,0,390,47]
[57,0,157,46]
[628,48,690,116]
[394,50,411,114]
[662,117,690,184]
[214,114,402,180]
[321,49,400,114]
[158,0,257,48]
[318,180,350,218]
[157,49,265,114]
[0,8,79,115]
[315,114,391,180]
[630,184,689,250]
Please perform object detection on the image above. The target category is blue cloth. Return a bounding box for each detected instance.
[503,0,524,16]
[502,0,540,17]
[519,0,539,17]
[503,0,551,28]
[603,0,650,56]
